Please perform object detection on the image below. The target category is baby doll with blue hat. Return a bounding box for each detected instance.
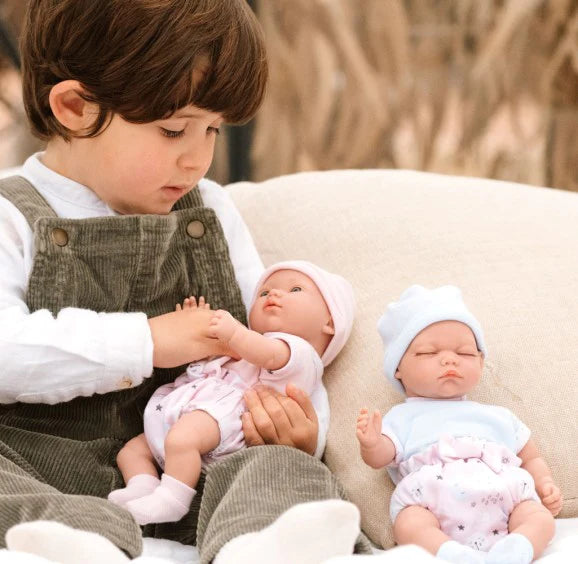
[356,285,562,564]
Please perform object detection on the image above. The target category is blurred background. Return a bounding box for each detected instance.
[1,0,576,191]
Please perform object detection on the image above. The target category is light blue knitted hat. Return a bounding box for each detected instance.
[377,285,487,395]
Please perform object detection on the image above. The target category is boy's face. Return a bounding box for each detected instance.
[52,105,223,215]
[249,269,334,347]
[396,320,483,399]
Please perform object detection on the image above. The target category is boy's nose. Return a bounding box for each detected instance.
[178,139,214,174]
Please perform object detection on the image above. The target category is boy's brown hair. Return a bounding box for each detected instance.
[20,0,268,140]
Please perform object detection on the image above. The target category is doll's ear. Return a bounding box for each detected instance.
[49,80,99,134]
[322,318,335,336]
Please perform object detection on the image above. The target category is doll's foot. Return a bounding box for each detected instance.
[108,474,160,507]
[486,533,533,564]
[125,474,195,525]
[214,499,360,564]
[5,520,130,564]
[436,540,485,563]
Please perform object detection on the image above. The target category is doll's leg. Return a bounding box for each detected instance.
[394,506,484,564]
[125,410,220,525]
[108,433,161,507]
[394,505,448,554]
[163,410,221,487]
[486,500,554,563]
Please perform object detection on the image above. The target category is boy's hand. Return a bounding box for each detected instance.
[149,307,232,368]
[536,478,563,516]
[175,296,210,311]
[356,408,382,448]
[209,309,242,343]
[241,384,319,456]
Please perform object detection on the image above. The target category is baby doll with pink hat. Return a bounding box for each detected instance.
[357,285,562,564]
[109,260,355,525]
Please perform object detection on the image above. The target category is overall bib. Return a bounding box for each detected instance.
[0,176,371,562]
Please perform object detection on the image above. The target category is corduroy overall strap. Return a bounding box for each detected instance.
[0,175,57,224]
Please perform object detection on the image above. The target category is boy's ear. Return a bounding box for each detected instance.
[322,318,335,336]
[49,80,98,133]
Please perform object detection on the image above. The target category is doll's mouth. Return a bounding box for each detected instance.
[440,370,460,379]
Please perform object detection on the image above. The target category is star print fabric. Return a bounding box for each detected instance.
[389,435,540,552]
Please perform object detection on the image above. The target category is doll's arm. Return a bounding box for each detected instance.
[209,310,290,371]
[356,408,396,469]
[518,438,563,516]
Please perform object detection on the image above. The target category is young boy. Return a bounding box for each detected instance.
[0,1,372,563]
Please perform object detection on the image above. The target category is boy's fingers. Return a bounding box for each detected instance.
[285,383,318,423]
[255,387,292,437]
[243,389,281,444]
[241,412,265,447]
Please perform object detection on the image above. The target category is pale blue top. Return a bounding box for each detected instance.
[381,397,531,484]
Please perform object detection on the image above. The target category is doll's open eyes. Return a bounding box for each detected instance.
[290,286,302,292]
[259,290,269,297]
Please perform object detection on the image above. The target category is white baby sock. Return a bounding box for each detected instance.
[214,499,360,564]
[5,520,130,564]
[486,533,534,564]
[108,474,161,507]
[125,473,195,525]
[436,540,485,563]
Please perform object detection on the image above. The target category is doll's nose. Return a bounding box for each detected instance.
[441,352,458,365]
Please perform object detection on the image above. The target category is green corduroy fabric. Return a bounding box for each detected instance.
[197,445,373,563]
[0,175,245,555]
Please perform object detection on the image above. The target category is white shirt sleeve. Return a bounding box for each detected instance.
[0,195,153,404]
[310,383,330,459]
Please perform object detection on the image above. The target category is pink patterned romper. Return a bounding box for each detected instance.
[143,332,323,468]
[383,398,540,552]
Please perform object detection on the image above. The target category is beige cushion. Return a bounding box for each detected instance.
[227,169,578,549]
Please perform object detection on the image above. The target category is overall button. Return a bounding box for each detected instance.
[118,377,133,389]
[186,220,205,239]
[51,228,69,247]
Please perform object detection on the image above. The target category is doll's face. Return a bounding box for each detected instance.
[396,321,483,399]
[249,270,334,352]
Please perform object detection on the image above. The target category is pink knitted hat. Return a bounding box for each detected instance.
[251,260,356,366]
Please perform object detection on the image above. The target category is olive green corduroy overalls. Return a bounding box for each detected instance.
[0,176,371,562]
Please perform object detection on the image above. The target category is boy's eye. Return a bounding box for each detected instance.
[259,290,269,297]
[208,126,221,135]
[290,286,302,292]
[161,127,185,139]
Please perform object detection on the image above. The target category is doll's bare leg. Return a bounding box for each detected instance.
[116,433,158,481]
[125,410,220,525]
[107,433,160,507]
[394,506,448,554]
[394,506,484,563]
[163,409,221,486]
[486,500,555,563]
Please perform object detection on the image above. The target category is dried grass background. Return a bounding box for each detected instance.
[252,0,578,190]
[1,0,576,190]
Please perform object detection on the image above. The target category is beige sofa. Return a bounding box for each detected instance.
[228,168,578,552]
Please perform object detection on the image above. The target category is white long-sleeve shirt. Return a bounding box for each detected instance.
[0,155,329,457]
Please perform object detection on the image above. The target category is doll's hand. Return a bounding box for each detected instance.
[175,296,210,311]
[536,479,563,516]
[356,408,382,448]
[210,309,242,343]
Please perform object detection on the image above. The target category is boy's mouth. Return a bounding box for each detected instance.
[162,185,189,198]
